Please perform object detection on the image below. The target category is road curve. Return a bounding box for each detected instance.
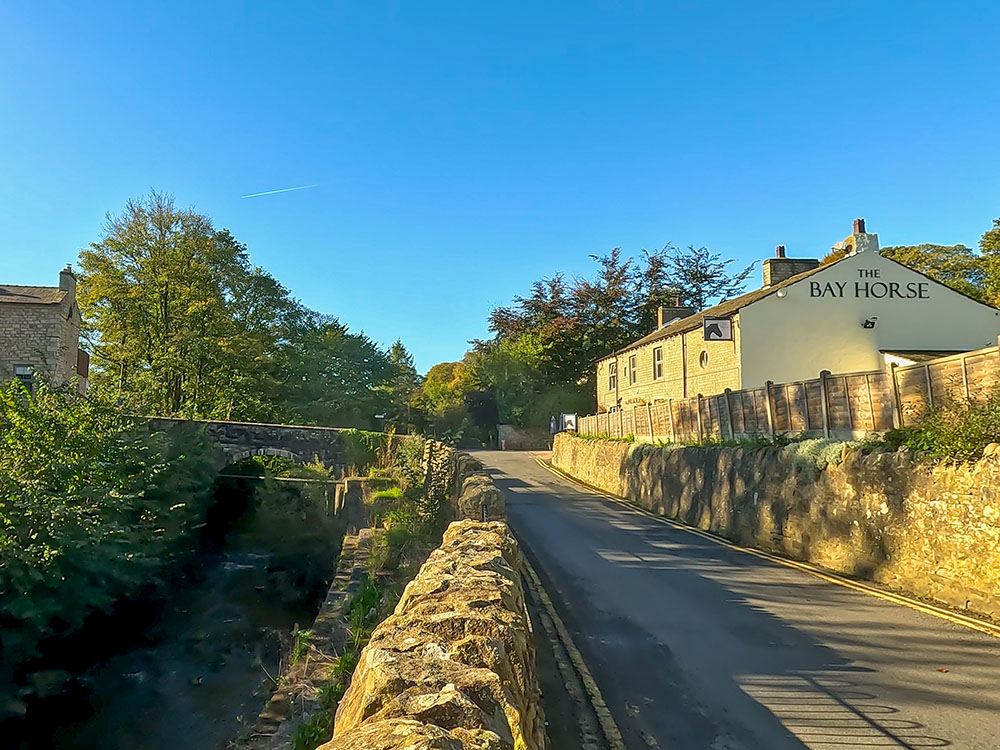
[475,450,1000,750]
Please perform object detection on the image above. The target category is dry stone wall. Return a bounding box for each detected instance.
[321,452,542,750]
[553,432,1000,620]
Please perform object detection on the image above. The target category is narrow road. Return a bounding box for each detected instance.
[476,450,1000,750]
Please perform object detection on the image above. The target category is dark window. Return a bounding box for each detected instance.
[13,365,33,393]
[628,355,637,385]
[608,362,617,391]
[653,347,663,380]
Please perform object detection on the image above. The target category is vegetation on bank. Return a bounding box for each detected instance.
[286,435,439,750]
[0,380,218,713]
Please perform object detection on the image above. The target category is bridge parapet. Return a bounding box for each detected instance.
[146,418,349,475]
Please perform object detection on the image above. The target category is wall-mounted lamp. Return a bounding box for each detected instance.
[862,317,878,329]
[776,289,788,299]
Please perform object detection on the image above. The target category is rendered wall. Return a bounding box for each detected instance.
[740,250,1000,388]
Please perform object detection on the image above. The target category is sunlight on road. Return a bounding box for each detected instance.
[739,674,950,748]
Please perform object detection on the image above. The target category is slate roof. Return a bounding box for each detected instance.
[0,285,67,304]
[613,260,834,356]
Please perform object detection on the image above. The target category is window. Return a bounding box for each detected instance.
[628,354,637,385]
[608,361,617,391]
[653,347,663,380]
[699,350,709,369]
[13,365,33,393]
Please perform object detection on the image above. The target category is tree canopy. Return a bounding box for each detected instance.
[414,242,754,436]
[78,192,413,429]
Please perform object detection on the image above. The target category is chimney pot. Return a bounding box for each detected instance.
[59,265,77,296]
[775,245,786,258]
[853,218,866,234]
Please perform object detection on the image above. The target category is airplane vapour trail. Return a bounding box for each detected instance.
[241,184,318,199]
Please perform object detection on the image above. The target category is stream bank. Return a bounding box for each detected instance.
[7,472,344,750]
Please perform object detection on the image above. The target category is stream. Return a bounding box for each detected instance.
[10,476,341,750]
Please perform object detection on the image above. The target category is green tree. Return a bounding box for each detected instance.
[880,244,985,301]
[0,380,216,700]
[78,192,294,419]
[980,218,1000,305]
[279,313,394,428]
[660,244,754,311]
[383,340,421,430]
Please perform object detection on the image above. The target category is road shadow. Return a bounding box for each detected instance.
[484,462,984,749]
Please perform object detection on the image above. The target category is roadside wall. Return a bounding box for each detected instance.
[322,453,544,750]
[553,433,1000,620]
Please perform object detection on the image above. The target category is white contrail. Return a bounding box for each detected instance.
[241,184,318,199]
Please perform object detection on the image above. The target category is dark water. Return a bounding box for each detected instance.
[8,478,339,750]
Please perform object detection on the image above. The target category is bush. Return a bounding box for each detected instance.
[872,391,1000,462]
[0,381,217,701]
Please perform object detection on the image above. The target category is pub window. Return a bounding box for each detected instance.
[608,362,617,391]
[628,354,637,385]
[13,365,33,393]
[653,347,663,380]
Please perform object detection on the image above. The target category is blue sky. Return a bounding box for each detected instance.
[3,2,1000,372]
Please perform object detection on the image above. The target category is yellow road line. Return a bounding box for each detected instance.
[533,455,1000,641]
[518,548,627,750]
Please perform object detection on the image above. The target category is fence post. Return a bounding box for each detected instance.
[818,370,831,438]
[889,362,902,428]
[667,399,676,443]
[696,395,704,441]
[645,403,653,441]
[723,389,735,439]
[961,355,970,399]
[763,381,776,437]
[618,408,624,438]
[864,372,876,431]
[924,364,934,410]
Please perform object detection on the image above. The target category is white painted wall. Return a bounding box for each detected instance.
[739,250,1000,388]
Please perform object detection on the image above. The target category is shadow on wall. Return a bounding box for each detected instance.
[490,467,970,749]
[554,433,1000,621]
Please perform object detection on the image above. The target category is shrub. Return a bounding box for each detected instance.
[872,391,1000,462]
[0,381,216,703]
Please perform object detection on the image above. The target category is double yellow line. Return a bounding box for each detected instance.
[533,455,1000,641]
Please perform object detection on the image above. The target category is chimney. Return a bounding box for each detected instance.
[657,301,696,329]
[762,246,819,287]
[59,265,77,298]
[844,217,879,254]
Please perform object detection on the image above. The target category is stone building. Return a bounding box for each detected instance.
[0,266,88,392]
[596,220,1000,412]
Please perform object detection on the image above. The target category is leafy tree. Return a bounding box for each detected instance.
[279,313,393,428]
[660,245,755,311]
[464,243,753,427]
[980,218,1000,306]
[382,340,421,430]
[880,244,985,301]
[0,380,216,702]
[78,192,295,419]
[78,191,402,428]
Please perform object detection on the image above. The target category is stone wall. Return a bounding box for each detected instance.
[596,322,742,411]
[321,453,544,750]
[553,433,1000,620]
[0,296,81,387]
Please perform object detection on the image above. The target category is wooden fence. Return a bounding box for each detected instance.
[576,345,1000,443]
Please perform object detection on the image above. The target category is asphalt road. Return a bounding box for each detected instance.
[475,450,1000,750]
